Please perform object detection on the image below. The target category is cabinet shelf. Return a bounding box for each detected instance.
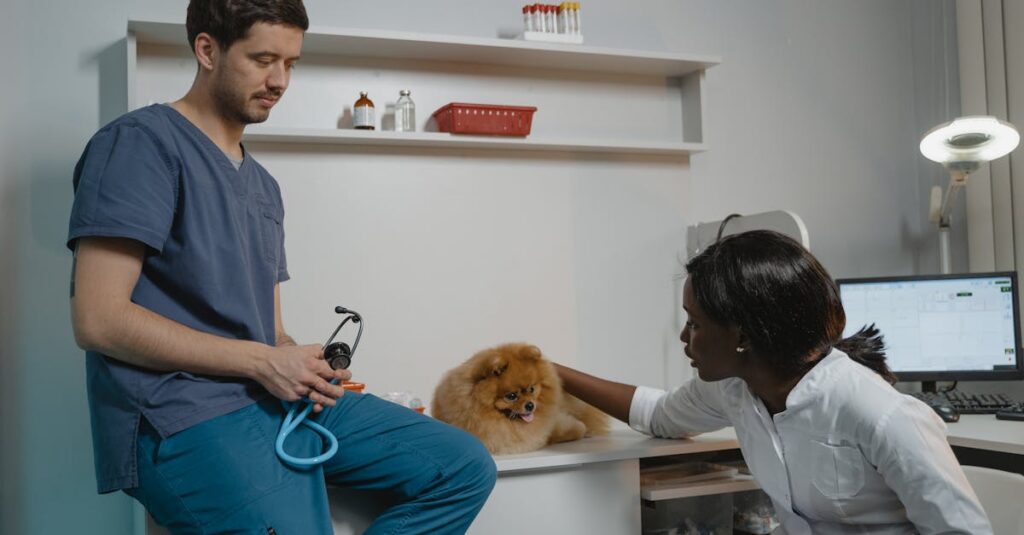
[243,126,707,156]
[127,18,717,152]
[641,474,760,501]
[127,20,719,77]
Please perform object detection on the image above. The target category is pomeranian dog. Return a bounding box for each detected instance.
[431,343,609,454]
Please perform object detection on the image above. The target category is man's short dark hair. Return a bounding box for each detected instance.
[186,0,309,51]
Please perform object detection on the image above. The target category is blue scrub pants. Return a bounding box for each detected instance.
[127,393,497,534]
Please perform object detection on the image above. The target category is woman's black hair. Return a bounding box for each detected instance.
[685,229,897,384]
[186,0,310,52]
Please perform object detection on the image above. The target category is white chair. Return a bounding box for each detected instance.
[962,465,1024,535]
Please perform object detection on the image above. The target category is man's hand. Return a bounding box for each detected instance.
[254,344,352,413]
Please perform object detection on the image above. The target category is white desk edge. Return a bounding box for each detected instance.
[945,414,1024,456]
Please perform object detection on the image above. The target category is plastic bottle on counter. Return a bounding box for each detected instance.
[354,91,375,130]
[379,392,425,413]
[394,90,416,132]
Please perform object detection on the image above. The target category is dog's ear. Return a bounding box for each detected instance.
[518,344,543,361]
[472,351,508,381]
[487,355,509,379]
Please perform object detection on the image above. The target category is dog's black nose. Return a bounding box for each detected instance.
[524,401,535,412]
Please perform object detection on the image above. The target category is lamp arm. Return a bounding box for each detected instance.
[937,170,970,226]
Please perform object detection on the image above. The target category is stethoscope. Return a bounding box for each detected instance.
[275,306,362,468]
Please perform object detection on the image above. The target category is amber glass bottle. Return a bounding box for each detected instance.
[354,92,375,130]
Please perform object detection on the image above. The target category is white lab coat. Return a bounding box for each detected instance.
[629,349,992,534]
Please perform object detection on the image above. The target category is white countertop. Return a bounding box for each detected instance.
[489,415,1024,474]
[946,414,1024,456]
[493,428,740,473]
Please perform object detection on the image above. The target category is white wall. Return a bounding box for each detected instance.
[1,1,26,533]
[1,1,960,534]
[690,1,964,279]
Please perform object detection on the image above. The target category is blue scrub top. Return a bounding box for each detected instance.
[67,104,289,493]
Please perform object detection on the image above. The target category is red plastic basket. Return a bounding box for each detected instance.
[432,103,537,136]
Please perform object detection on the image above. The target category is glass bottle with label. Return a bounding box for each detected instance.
[394,90,416,132]
[354,91,375,130]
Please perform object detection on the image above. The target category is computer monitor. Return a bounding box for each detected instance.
[836,272,1024,389]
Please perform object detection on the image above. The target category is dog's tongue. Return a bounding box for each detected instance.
[520,412,535,423]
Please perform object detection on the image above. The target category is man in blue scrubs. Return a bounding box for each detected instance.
[67,1,496,533]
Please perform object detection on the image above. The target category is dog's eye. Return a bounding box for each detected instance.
[527,386,535,393]
[505,392,518,401]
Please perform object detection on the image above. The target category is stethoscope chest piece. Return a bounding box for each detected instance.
[324,342,352,370]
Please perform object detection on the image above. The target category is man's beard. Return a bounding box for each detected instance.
[211,73,277,125]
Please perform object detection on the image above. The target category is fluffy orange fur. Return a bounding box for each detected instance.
[431,343,610,454]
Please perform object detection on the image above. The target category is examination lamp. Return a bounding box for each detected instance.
[919,115,1020,274]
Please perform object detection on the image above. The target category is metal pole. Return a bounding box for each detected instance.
[936,170,968,275]
[938,224,952,274]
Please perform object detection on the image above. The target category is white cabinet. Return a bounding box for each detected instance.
[473,430,746,535]
[126,19,719,157]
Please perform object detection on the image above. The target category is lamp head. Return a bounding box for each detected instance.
[920,116,1019,170]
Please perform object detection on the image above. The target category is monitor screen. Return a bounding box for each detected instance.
[836,272,1024,382]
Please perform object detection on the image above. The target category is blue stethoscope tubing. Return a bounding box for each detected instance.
[275,310,362,468]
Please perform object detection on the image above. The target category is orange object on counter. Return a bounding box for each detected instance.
[342,381,365,393]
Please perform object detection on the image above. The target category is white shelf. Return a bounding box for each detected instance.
[243,126,707,156]
[641,474,760,501]
[127,19,719,77]
[126,17,717,152]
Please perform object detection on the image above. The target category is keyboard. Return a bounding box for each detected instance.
[996,402,1024,421]
[910,391,1017,414]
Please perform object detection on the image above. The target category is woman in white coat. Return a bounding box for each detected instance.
[557,230,991,534]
